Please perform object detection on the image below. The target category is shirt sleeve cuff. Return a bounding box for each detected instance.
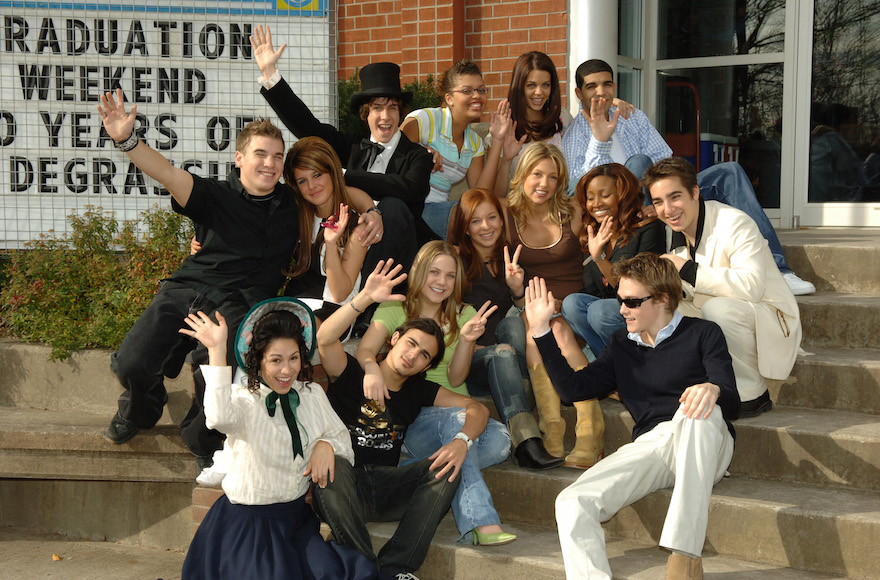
[532,327,552,339]
[258,70,282,90]
[679,259,698,286]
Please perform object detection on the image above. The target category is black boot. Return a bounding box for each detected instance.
[514,437,564,470]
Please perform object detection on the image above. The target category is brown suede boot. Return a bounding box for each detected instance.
[528,363,565,457]
[664,553,703,580]
[564,398,605,469]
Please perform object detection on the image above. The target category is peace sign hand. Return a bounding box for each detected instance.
[503,244,525,295]
[587,216,614,261]
[460,300,499,343]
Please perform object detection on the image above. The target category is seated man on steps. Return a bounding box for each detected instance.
[525,255,740,580]
[561,58,816,296]
[646,157,802,417]
[98,90,298,469]
[314,260,493,580]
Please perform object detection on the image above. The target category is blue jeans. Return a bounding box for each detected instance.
[421,200,457,240]
[466,316,529,423]
[629,155,790,273]
[561,294,623,356]
[400,406,511,540]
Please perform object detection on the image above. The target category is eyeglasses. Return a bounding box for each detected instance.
[616,295,653,308]
[450,87,488,96]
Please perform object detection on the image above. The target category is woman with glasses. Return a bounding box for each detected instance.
[561,163,664,357]
[400,59,510,239]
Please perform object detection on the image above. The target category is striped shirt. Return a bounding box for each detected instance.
[405,107,486,203]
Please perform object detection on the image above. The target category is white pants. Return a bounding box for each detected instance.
[679,297,766,401]
[555,407,734,580]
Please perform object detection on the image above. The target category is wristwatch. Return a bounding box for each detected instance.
[366,206,382,216]
[453,432,473,450]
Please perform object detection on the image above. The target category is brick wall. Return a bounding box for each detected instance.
[337,0,569,110]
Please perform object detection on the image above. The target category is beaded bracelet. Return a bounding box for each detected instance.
[115,132,140,152]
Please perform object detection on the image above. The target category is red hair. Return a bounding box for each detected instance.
[449,189,507,284]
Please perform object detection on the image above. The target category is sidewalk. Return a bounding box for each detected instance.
[0,526,185,579]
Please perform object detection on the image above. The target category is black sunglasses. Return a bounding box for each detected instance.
[616,295,653,308]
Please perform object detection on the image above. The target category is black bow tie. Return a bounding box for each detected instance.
[266,390,304,460]
[360,139,385,171]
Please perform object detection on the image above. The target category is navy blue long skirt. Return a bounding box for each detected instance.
[182,495,385,580]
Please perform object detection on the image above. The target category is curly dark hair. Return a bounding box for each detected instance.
[244,310,312,393]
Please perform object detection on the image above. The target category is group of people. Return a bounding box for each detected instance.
[96,24,806,580]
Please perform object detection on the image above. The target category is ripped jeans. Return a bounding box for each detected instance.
[401,407,510,541]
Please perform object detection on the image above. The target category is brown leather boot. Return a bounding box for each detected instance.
[564,398,605,469]
[528,363,565,457]
[664,553,703,580]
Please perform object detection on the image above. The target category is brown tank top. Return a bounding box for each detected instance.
[507,211,584,298]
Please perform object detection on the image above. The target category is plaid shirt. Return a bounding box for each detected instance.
[561,106,672,191]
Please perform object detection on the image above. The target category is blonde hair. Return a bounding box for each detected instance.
[507,142,572,228]
[405,241,467,346]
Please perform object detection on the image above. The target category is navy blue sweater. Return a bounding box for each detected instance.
[535,316,740,440]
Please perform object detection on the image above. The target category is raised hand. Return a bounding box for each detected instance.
[612,98,635,120]
[322,204,349,245]
[503,244,525,295]
[460,300,499,343]
[489,98,513,143]
[501,120,529,161]
[583,96,620,143]
[180,311,228,353]
[250,25,287,78]
[587,216,614,261]
[97,88,137,142]
[524,277,555,335]
[362,259,407,304]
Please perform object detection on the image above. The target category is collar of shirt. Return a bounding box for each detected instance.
[627,310,683,348]
[368,130,402,174]
[669,197,707,260]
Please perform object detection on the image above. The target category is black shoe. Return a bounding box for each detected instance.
[105,412,139,444]
[514,437,565,470]
[739,391,773,418]
[195,455,214,477]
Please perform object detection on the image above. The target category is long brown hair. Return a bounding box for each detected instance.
[405,241,466,346]
[449,189,507,284]
[284,136,352,277]
[507,142,573,228]
[575,163,645,250]
[507,51,562,142]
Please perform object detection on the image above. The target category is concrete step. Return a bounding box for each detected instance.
[778,347,880,415]
[594,401,880,492]
[369,517,849,579]
[0,407,195,551]
[0,338,193,422]
[0,526,185,580]
[482,464,880,579]
[797,292,880,350]
[779,227,880,294]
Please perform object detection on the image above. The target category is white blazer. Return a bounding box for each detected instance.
[667,200,802,380]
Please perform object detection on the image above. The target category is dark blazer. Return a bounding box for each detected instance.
[261,78,436,244]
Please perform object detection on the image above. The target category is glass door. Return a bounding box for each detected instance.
[793,0,880,226]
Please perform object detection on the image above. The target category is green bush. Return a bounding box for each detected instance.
[0,206,193,360]
[337,69,442,138]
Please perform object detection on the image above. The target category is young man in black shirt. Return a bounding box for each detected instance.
[97,90,298,466]
[526,254,740,580]
[315,260,492,580]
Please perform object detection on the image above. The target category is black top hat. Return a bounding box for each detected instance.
[350,62,413,110]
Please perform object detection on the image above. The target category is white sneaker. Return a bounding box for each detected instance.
[395,573,420,580]
[196,466,226,487]
[782,272,816,295]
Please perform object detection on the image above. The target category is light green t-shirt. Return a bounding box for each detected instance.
[372,300,476,396]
